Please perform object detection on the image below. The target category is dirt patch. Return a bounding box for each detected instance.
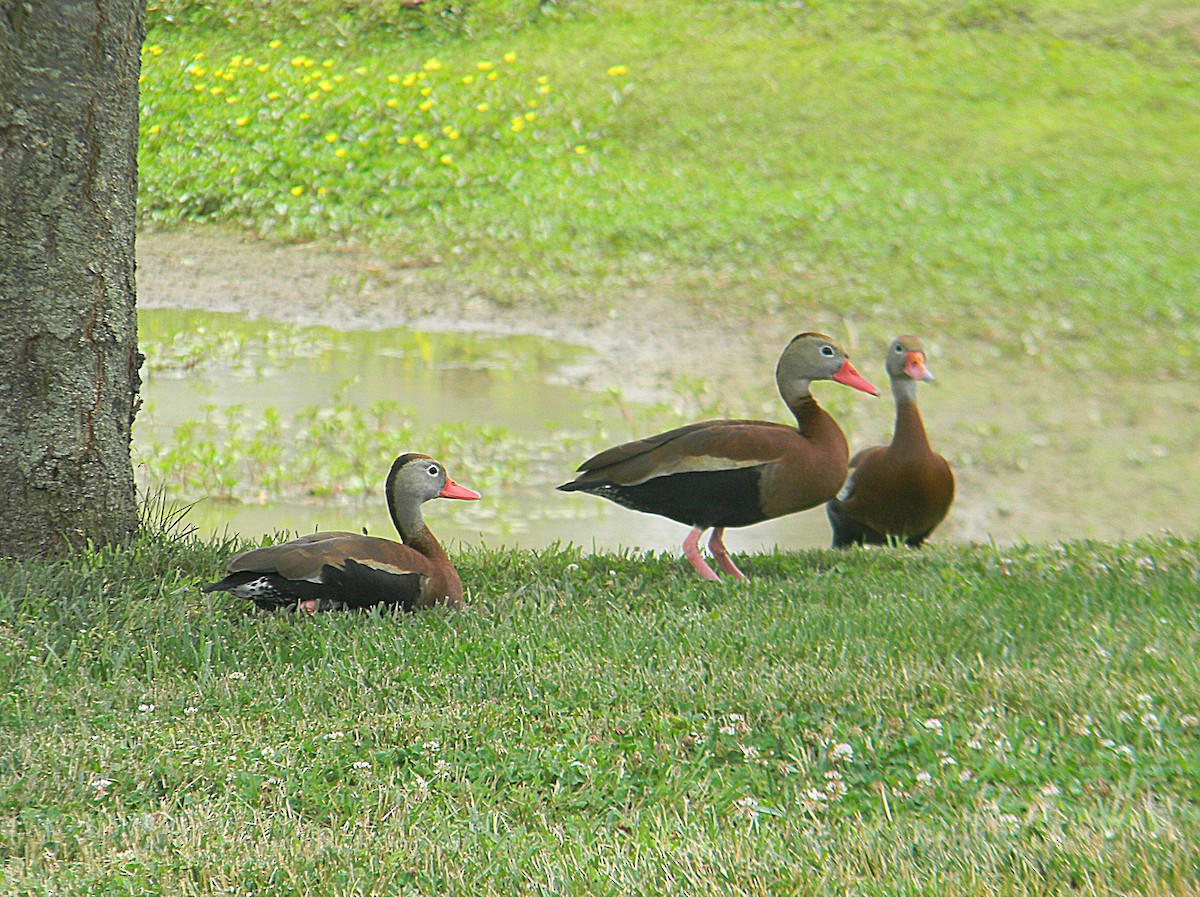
[137,230,780,405]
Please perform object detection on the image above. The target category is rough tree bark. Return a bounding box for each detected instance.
[0,1,145,559]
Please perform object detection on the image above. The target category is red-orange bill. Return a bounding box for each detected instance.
[832,359,879,396]
[439,478,482,500]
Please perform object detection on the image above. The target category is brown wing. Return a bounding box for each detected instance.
[226,533,436,582]
[569,419,795,487]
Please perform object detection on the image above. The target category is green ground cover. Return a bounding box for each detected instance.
[138,0,1200,375]
[1,531,1198,894]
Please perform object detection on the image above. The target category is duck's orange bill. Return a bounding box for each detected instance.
[440,478,482,501]
[832,359,880,396]
[904,352,935,382]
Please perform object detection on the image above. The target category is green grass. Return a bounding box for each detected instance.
[138,0,1200,376]
[1,529,1198,893]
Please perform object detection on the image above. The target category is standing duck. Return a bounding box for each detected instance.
[558,333,878,580]
[203,453,480,611]
[826,335,954,547]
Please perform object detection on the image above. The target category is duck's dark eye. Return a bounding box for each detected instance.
[820,345,835,357]
[894,344,905,353]
[426,464,440,477]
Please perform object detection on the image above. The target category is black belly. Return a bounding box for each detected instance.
[578,467,767,529]
[205,559,424,612]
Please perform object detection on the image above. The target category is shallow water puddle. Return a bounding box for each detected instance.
[136,309,1200,557]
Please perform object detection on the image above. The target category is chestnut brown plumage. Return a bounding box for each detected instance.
[203,453,480,611]
[826,335,954,547]
[558,333,878,580]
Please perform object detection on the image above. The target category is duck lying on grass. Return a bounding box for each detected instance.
[204,453,480,612]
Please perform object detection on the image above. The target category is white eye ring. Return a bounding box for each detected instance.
[426,465,440,477]
[894,344,905,353]
[820,345,835,357]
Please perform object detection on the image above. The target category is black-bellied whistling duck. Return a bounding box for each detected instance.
[826,335,954,548]
[203,453,480,612]
[558,333,879,580]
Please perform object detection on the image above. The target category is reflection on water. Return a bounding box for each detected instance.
[136,309,840,556]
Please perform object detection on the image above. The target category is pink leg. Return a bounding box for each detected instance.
[297,598,320,613]
[708,528,748,580]
[682,527,721,581]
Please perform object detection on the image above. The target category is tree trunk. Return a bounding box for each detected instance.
[0,1,145,559]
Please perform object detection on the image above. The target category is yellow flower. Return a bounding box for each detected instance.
[537,75,549,84]
[193,52,205,61]
[386,98,399,109]
[242,58,254,67]
[388,74,401,84]
[324,132,339,143]
[235,116,250,126]
[230,56,242,66]
[267,91,281,100]
[439,154,453,165]
[193,84,206,92]
[355,66,367,75]
[396,136,410,145]
[319,80,333,92]
[402,74,417,87]
[187,64,206,77]
[462,75,475,85]
[524,112,536,121]
[419,100,434,111]
[486,71,498,81]
[147,45,163,56]
[423,58,442,72]
[334,147,347,158]
[148,124,161,135]
[307,91,320,101]
[476,102,489,112]
[528,99,538,108]
[607,65,628,76]
[477,61,494,71]
[291,56,307,67]
[317,186,328,195]
[229,165,237,174]
[448,130,460,140]
[257,64,269,73]
[290,186,304,196]
[269,39,283,49]
[504,52,517,63]
[538,84,552,94]
[420,87,432,97]
[225,96,238,104]
[333,74,345,83]
[574,145,587,155]
[322,59,335,69]
[210,86,224,95]
[299,111,311,120]
[511,118,525,132]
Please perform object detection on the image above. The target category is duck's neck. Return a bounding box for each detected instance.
[390,500,449,561]
[787,391,831,438]
[891,380,932,454]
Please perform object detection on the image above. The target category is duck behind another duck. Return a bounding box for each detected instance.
[826,335,954,547]
[558,332,879,580]
[203,453,480,611]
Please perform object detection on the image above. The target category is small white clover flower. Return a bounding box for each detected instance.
[831,742,854,763]
[1141,712,1161,732]
[916,771,933,786]
[1180,714,1199,729]
[1040,783,1061,797]
[353,760,371,770]
[923,718,943,733]
[228,671,246,681]
[137,703,155,713]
